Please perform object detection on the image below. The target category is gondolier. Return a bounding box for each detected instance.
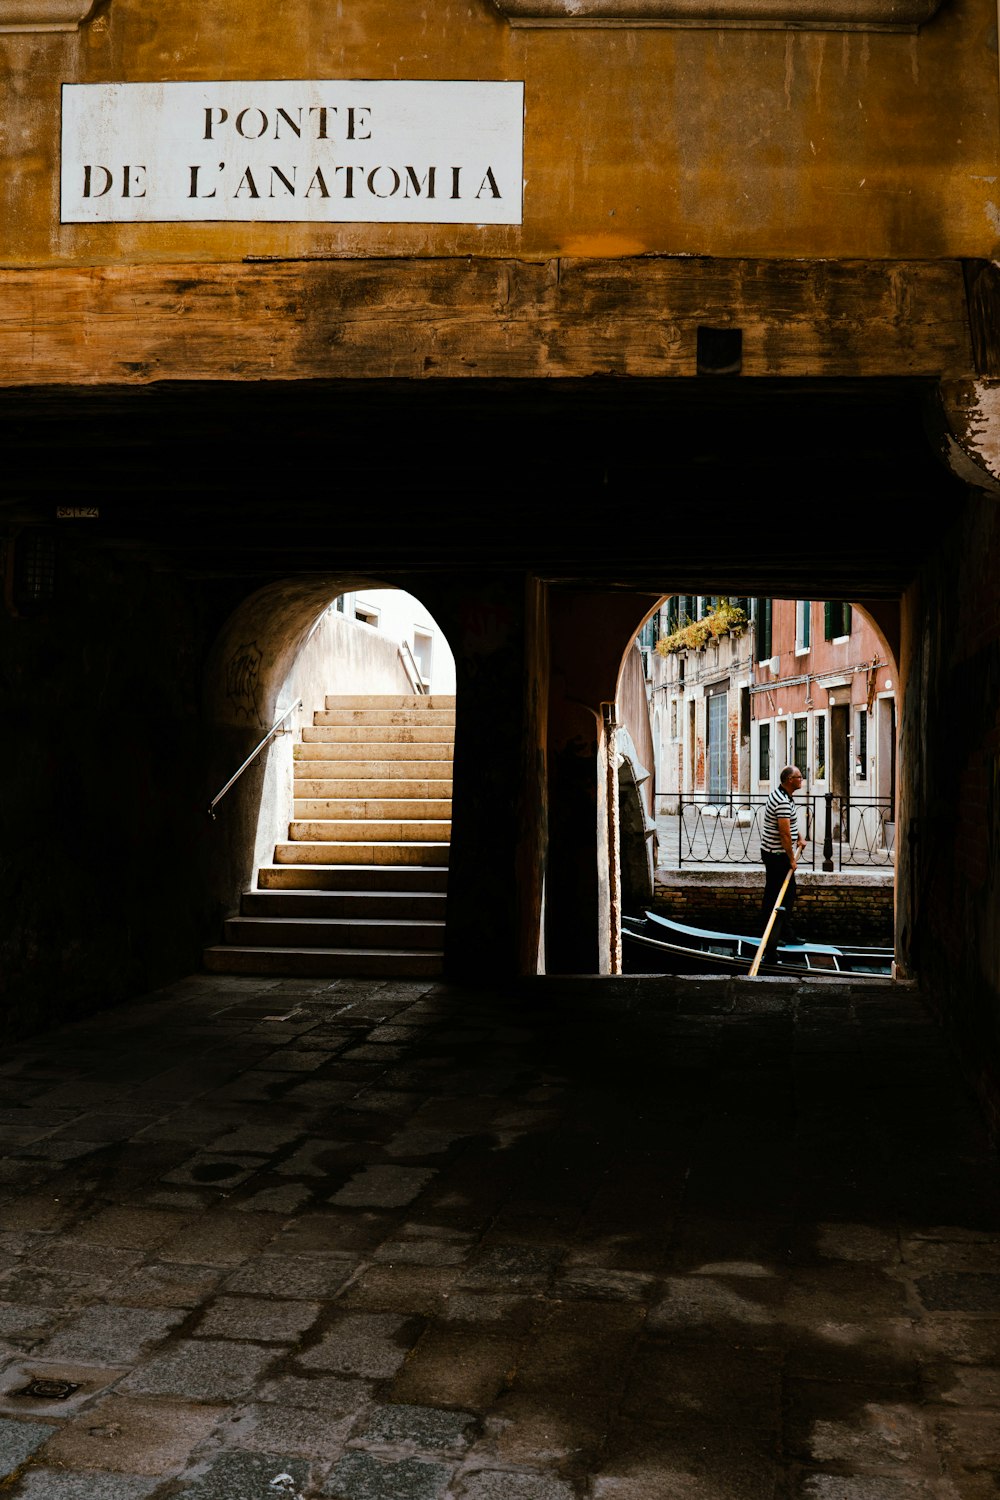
[760,764,807,958]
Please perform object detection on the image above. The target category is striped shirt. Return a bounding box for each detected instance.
[760,785,800,854]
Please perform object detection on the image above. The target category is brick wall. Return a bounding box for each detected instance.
[652,870,893,946]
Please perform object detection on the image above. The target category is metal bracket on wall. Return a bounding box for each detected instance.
[0,0,101,31]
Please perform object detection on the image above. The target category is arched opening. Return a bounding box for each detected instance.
[543,584,902,978]
[620,594,900,975]
[201,575,456,978]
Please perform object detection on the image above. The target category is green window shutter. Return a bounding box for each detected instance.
[756,598,772,661]
[824,601,853,638]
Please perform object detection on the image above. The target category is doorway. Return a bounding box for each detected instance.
[706,684,729,805]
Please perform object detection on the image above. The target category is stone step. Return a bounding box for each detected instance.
[204,945,443,977]
[213,680,455,980]
[302,725,455,744]
[314,709,456,727]
[242,889,447,919]
[295,743,453,762]
[293,799,452,820]
[324,694,456,710]
[274,842,451,866]
[257,864,449,891]
[289,819,451,843]
[224,916,445,950]
[292,778,454,799]
[293,752,453,776]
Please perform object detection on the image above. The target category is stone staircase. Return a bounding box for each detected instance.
[204,693,454,976]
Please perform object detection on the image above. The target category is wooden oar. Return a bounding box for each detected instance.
[748,868,794,979]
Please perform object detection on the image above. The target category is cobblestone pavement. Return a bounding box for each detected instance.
[0,973,997,1499]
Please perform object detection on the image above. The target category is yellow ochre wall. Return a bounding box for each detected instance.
[1,0,998,266]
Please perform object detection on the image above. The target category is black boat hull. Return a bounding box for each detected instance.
[622,912,892,978]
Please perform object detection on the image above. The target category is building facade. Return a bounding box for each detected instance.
[647,598,896,844]
[750,599,896,829]
[643,598,755,812]
[333,588,457,695]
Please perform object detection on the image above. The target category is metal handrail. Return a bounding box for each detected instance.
[399,640,427,694]
[207,699,302,819]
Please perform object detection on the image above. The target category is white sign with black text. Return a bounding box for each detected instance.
[61,80,524,225]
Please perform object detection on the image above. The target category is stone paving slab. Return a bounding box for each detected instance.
[323,1450,454,1499]
[0,1417,54,1474]
[174,1450,313,1498]
[0,974,996,1497]
[11,1473,162,1499]
[38,1394,224,1474]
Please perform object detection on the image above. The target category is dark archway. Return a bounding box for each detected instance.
[0,376,992,1056]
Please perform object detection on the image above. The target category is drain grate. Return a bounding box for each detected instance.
[16,1378,81,1400]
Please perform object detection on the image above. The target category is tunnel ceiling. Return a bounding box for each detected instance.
[0,376,965,599]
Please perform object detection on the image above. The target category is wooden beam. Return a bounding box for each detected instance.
[491,0,941,26]
[0,0,98,29]
[0,257,972,387]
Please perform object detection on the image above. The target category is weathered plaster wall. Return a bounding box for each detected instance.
[1,0,998,267]
[546,588,660,972]
[202,574,381,929]
[249,605,414,890]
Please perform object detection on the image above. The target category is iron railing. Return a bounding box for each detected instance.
[399,640,427,694]
[207,699,302,819]
[660,791,895,871]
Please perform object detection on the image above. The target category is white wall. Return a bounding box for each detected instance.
[338,587,457,694]
[250,601,435,878]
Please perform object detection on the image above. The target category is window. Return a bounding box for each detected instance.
[815,714,826,781]
[412,629,433,683]
[794,716,809,778]
[856,709,868,779]
[665,596,696,633]
[759,723,771,781]
[638,616,658,652]
[824,601,853,640]
[795,600,811,652]
[355,603,380,627]
[755,598,773,662]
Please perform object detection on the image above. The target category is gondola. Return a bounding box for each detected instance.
[621,909,893,977]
